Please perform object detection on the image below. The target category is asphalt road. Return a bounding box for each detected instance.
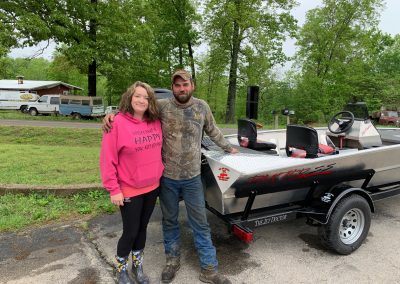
[1,196,399,284]
[2,119,399,283]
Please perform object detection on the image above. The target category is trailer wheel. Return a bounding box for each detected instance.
[72,113,81,120]
[318,194,371,255]
[29,108,38,116]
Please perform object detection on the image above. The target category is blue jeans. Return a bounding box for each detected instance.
[159,175,218,270]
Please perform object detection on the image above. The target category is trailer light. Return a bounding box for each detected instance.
[232,225,253,243]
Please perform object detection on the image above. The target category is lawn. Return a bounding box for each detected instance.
[0,109,102,122]
[0,122,242,232]
[0,126,103,185]
[0,125,114,232]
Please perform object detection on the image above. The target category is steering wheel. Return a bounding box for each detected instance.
[328,111,355,134]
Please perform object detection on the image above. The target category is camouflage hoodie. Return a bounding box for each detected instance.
[158,96,233,180]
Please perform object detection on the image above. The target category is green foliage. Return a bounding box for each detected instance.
[203,0,297,123]
[148,0,200,76]
[0,191,116,232]
[0,57,50,79]
[291,0,391,121]
[47,52,87,92]
[2,0,398,123]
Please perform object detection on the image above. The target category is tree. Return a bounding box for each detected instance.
[294,0,385,119]
[204,0,297,123]
[0,12,17,58]
[0,0,99,95]
[0,57,51,80]
[149,0,200,80]
[374,34,400,107]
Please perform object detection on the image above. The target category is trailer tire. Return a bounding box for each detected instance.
[29,108,38,116]
[318,194,371,255]
[72,113,81,120]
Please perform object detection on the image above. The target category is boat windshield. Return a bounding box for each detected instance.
[343,102,369,120]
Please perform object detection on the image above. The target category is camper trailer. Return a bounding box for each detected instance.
[0,91,40,112]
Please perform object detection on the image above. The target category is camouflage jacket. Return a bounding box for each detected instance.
[158,97,233,180]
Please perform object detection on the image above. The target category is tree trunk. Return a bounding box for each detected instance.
[88,60,96,97]
[188,40,196,82]
[88,0,97,97]
[178,44,183,67]
[225,19,240,124]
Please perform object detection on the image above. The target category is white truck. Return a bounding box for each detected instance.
[0,91,40,112]
[26,94,61,116]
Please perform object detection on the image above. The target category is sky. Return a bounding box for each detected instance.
[8,0,400,61]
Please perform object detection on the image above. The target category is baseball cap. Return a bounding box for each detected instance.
[171,69,192,83]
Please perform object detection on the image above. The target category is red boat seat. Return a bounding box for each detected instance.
[285,124,335,158]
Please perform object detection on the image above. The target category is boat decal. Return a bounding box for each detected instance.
[247,163,336,185]
[217,167,230,181]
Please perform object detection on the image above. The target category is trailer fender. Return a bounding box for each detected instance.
[308,186,374,224]
[326,187,374,221]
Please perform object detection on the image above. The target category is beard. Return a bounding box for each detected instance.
[173,90,192,104]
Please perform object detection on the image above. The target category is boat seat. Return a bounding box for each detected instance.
[238,118,276,151]
[286,124,335,158]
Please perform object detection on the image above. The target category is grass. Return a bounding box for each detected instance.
[0,126,103,185]
[0,121,241,232]
[0,125,102,147]
[0,125,113,231]
[0,144,101,184]
[0,110,102,122]
[0,190,116,232]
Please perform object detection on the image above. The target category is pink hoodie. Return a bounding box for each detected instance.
[100,112,164,198]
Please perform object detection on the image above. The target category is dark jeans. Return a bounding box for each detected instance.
[159,175,218,269]
[117,188,159,257]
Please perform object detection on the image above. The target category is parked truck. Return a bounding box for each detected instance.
[26,95,61,116]
[0,91,40,112]
[370,109,400,127]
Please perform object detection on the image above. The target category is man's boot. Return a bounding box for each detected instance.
[131,250,150,284]
[199,268,232,284]
[161,256,180,283]
[115,255,134,284]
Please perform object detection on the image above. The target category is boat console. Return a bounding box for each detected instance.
[327,102,382,149]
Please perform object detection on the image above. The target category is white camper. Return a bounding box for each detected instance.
[0,91,40,112]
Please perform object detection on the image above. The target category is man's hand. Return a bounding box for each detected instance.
[110,193,124,206]
[102,113,115,132]
[229,147,239,154]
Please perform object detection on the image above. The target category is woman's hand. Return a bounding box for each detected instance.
[110,193,124,206]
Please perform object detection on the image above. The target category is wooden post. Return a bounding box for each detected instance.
[274,115,279,129]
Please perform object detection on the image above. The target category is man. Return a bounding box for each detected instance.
[103,70,238,284]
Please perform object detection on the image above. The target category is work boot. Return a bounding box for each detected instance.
[115,255,134,284]
[161,256,180,283]
[131,250,149,284]
[199,268,232,284]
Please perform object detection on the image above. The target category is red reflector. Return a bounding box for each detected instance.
[232,225,253,243]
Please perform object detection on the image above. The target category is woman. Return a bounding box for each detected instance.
[100,81,163,284]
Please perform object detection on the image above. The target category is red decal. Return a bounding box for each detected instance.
[247,163,336,185]
[217,167,230,181]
